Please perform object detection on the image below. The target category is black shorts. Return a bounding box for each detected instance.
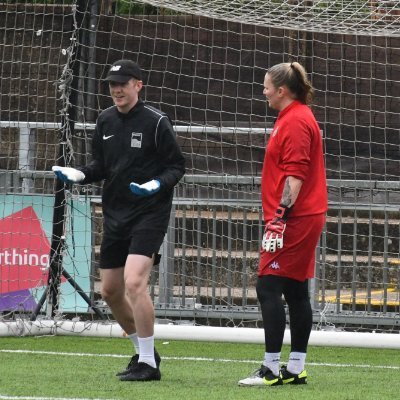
[99,230,165,269]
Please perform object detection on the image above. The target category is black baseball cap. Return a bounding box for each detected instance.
[105,60,142,83]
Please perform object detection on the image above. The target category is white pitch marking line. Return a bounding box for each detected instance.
[1,349,399,370]
[0,396,117,400]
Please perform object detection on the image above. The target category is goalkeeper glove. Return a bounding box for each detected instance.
[129,179,161,197]
[262,204,291,253]
[52,166,85,184]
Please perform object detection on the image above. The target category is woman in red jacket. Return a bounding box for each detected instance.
[239,62,328,387]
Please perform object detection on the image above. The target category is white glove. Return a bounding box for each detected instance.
[52,166,85,184]
[262,204,291,253]
[129,179,161,197]
[262,218,286,252]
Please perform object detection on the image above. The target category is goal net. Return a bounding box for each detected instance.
[0,0,399,338]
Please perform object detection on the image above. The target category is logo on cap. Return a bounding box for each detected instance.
[105,60,142,82]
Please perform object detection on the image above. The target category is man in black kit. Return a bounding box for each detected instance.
[52,60,185,382]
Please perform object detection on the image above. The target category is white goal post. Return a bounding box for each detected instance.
[1,319,399,349]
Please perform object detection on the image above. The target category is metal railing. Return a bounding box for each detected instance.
[153,182,400,327]
[1,120,399,327]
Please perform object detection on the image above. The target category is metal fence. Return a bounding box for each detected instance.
[151,176,399,328]
[0,121,399,328]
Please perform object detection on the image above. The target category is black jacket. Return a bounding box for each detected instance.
[80,100,185,238]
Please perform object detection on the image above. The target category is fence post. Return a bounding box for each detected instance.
[157,205,176,307]
[19,127,35,193]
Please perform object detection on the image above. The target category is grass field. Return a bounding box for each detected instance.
[0,335,399,400]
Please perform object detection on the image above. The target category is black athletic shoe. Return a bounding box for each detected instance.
[119,362,161,382]
[280,365,307,384]
[116,349,161,377]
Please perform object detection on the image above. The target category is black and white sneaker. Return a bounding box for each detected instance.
[119,362,161,382]
[116,349,161,377]
[238,364,282,386]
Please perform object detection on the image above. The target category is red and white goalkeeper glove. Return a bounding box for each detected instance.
[262,204,291,253]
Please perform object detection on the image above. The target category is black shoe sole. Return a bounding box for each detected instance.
[119,370,161,382]
[282,378,307,385]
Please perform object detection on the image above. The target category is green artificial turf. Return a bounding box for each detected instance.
[0,336,399,400]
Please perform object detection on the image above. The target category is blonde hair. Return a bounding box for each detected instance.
[267,62,314,105]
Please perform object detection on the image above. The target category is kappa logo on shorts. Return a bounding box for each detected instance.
[131,132,142,148]
[270,261,280,270]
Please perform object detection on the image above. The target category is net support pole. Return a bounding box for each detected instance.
[30,168,66,320]
[30,0,106,321]
[86,0,98,122]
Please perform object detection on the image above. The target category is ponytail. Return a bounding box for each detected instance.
[267,62,314,105]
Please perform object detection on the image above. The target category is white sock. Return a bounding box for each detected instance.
[138,336,156,368]
[127,332,140,354]
[287,352,306,374]
[263,352,281,376]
